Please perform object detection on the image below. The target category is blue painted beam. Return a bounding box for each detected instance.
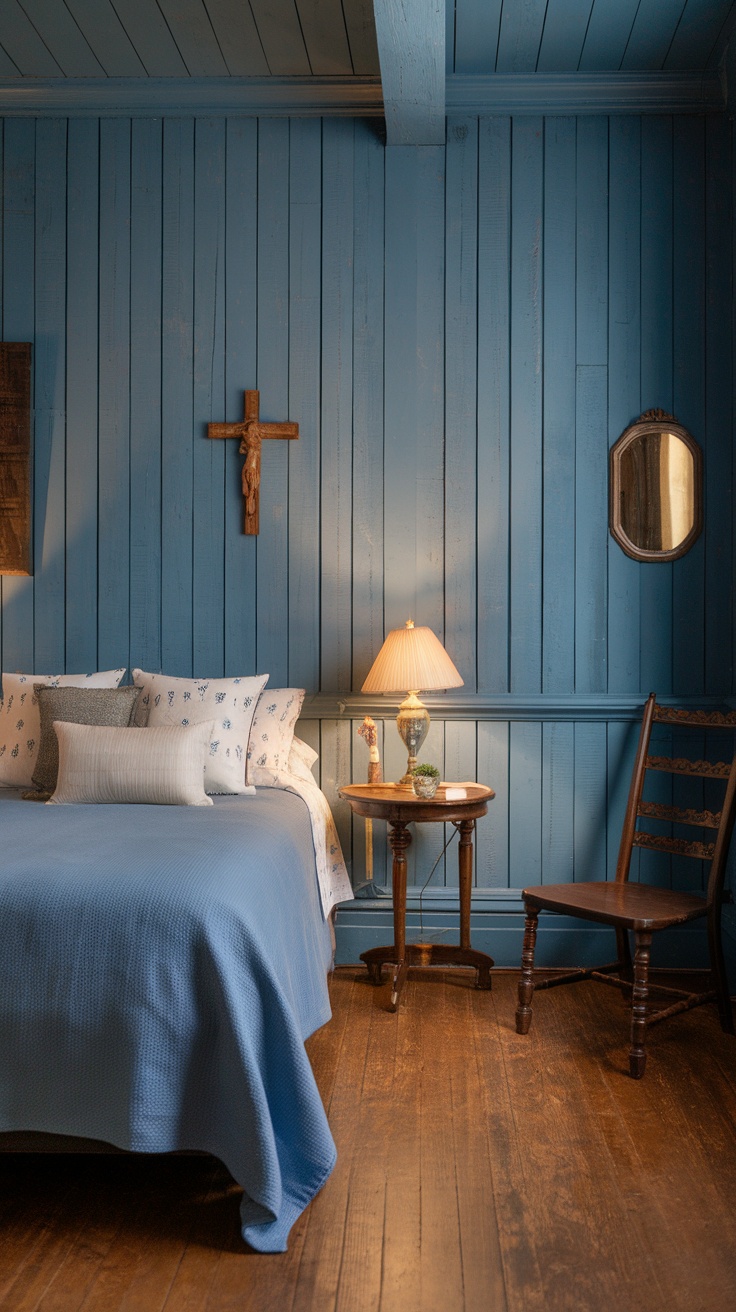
[373,0,445,143]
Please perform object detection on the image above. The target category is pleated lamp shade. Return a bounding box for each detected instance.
[361,621,464,694]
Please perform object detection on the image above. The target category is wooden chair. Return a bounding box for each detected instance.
[515,694,736,1077]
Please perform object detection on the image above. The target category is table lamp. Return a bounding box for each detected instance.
[361,620,464,787]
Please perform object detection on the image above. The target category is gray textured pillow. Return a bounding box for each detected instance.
[31,684,141,794]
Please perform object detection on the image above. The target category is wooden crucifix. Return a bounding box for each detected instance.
[208,390,299,534]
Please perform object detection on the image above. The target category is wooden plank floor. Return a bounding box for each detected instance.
[1,967,736,1311]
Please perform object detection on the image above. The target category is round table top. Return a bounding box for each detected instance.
[339,782,494,821]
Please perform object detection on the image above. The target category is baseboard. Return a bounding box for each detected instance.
[335,899,731,980]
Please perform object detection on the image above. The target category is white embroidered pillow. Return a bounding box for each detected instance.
[49,721,214,807]
[133,669,268,795]
[0,669,126,790]
[246,688,305,780]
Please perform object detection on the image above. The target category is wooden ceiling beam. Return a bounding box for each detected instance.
[373,0,445,145]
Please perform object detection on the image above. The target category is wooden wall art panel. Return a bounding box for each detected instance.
[0,342,31,575]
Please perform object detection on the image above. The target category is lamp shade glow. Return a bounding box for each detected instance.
[361,621,463,787]
[361,621,464,695]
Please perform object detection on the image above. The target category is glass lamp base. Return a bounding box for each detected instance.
[396,691,430,786]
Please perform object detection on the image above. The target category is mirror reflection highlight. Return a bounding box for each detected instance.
[609,413,702,563]
[619,430,695,553]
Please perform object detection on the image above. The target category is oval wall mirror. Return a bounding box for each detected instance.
[609,411,702,562]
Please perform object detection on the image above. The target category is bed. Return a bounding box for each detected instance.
[0,778,350,1252]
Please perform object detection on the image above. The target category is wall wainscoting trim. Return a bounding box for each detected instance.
[334,904,714,970]
[302,693,732,722]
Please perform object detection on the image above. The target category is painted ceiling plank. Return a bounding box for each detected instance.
[108,0,187,75]
[0,0,62,76]
[537,0,595,72]
[156,0,229,76]
[621,0,688,71]
[202,0,269,76]
[17,0,104,75]
[373,0,445,145]
[496,0,547,73]
[665,0,735,70]
[342,0,379,74]
[578,0,639,70]
[705,0,736,67]
[65,0,146,76]
[0,42,19,75]
[296,0,352,75]
[249,0,310,75]
[453,0,502,75]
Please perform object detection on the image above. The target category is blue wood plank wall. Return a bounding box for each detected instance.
[0,113,733,966]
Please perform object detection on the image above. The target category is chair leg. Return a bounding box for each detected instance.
[516,907,539,1035]
[615,926,632,981]
[707,907,735,1036]
[629,930,652,1079]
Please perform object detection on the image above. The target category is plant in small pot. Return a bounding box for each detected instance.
[412,763,441,799]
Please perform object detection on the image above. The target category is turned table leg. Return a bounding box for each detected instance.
[516,906,539,1034]
[457,819,475,951]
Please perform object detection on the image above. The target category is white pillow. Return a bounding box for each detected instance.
[246,688,305,780]
[49,721,214,807]
[132,669,268,795]
[0,669,126,789]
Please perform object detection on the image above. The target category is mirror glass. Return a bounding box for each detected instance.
[610,415,702,562]
[619,430,695,552]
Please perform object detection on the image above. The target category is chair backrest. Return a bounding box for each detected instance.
[615,693,736,910]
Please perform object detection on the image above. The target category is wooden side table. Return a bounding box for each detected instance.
[339,783,495,1010]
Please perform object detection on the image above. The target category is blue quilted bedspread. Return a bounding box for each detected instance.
[0,789,335,1251]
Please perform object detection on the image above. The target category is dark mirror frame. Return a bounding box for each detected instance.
[609,409,703,563]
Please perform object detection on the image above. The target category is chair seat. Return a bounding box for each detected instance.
[521,880,708,931]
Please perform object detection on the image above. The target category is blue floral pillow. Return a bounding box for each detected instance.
[133,669,268,795]
[246,688,305,780]
[0,668,126,790]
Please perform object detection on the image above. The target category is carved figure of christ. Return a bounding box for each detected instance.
[208,389,299,534]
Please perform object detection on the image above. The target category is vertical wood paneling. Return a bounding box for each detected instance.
[542,721,575,884]
[193,118,226,679]
[320,118,354,690]
[673,116,706,696]
[256,118,290,684]
[542,117,576,694]
[509,721,543,887]
[476,720,509,888]
[445,117,478,689]
[351,122,385,688]
[129,120,163,675]
[161,118,194,675]
[509,117,543,693]
[65,118,98,672]
[97,118,131,673]
[639,115,674,695]
[224,118,258,677]
[607,116,641,694]
[32,118,66,673]
[288,118,321,689]
[574,117,608,694]
[704,115,732,696]
[477,117,510,694]
[573,721,608,880]
[2,119,35,672]
[383,144,445,638]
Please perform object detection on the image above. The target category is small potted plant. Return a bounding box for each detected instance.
[412,763,440,799]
